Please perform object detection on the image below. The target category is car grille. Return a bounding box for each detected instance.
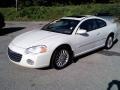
[8,48,22,62]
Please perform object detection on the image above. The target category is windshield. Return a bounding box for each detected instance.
[42,19,79,34]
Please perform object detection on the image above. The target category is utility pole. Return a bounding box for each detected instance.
[16,0,18,11]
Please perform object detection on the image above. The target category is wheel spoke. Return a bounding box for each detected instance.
[56,49,69,68]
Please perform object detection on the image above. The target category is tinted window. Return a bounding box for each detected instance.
[42,19,79,34]
[96,19,107,28]
[80,19,98,32]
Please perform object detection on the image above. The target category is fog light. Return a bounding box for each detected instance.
[27,59,34,65]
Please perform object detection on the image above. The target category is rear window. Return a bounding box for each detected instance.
[96,19,107,28]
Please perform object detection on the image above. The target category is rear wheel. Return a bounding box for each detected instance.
[105,35,114,49]
[51,47,72,69]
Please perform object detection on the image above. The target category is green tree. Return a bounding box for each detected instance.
[110,0,120,3]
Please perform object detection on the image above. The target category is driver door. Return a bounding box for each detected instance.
[74,19,100,55]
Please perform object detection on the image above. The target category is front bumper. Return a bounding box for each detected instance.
[8,44,51,68]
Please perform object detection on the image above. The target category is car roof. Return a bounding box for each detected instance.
[61,15,101,21]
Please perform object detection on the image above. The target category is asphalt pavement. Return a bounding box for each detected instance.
[0,21,120,90]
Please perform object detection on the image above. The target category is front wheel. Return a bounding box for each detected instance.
[51,47,72,69]
[105,35,114,49]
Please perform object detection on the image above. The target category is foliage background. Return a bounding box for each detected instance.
[0,0,120,21]
[0,0,120,7]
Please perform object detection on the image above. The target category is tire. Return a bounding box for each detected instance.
[105,35,114,49]
[51,47,72,70]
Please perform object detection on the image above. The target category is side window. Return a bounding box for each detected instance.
[96,19,107,28]
[80,19,98,32]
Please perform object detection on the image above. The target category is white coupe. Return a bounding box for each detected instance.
[8,15,118,69]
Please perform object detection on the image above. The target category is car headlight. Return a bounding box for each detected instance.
[26,45,47,54]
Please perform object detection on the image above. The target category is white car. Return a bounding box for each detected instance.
[8,15,118,69]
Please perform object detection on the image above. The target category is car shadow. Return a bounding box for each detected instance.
[97,39,119,56]
[0,27,25,36]
[98,49,120,56]
[38,47,105,70]
[37,67,52,70]
[37,39,118,70]
[73,39,118,63]
[107,80,120,90]
[73,47,104,63]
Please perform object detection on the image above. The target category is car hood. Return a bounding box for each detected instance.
[11,29,64,48]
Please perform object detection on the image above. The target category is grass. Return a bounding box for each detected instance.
[0,4,120,21]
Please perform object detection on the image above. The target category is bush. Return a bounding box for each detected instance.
[0,4,120,21]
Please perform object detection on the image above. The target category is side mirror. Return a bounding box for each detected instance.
[76,28,87,34]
